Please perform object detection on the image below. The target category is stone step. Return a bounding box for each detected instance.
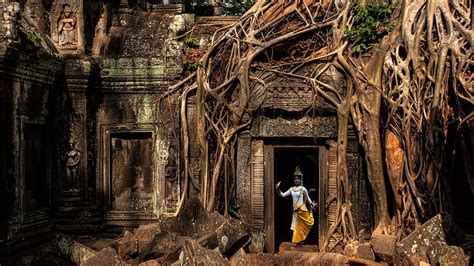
[278,242,319,253]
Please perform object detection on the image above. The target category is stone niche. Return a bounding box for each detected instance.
[101,122,165,223]
[109,131,154,213]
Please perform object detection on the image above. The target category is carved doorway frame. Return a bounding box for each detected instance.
[100,123,161,223]
[262,141,329,253]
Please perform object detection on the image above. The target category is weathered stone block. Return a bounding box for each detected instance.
[139,259,160,266]
[179,239,229,265]
[140,232,187,263]
[371,234,397,257]
[357,243,376,261]
[279,251,350,265]
[428,241,469,265]
[229,248,250,266]
[211,213,249,256]
[135,222,162,253]
[113,230,138,259]
[278,242,319,253]
[81,246,126,266]
[395,214,469,265]
[247,253,280,265]
[344,241,375,261]
[54,234,96,264]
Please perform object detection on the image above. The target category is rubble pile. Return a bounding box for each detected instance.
[13,207,471,265]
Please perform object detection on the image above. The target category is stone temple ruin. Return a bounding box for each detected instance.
[0,0,473,265]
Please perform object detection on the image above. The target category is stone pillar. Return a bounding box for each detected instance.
[50,0,84,54]
[61,59,91,200]
[236,131,251,222]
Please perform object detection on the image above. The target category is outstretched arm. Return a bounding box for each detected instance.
[275,181,290,197]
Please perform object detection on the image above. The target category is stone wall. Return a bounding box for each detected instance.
[0,36,63,251]
[0,0,189,249]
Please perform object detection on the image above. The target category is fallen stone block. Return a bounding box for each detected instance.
[279,251,382,265]
[246,253,280,265]
[81,246,126,266]
[427,241,469,265]
[279,251,349,265]
[205,212,249,256]
[371,233,397,258]
[140,231,186,262]
[179,239,229,265]
[343,240,375,261]
[112,230,138,259]
[54,234,97,264]
[139,259,160,266]
[229,248,250,266]
[135,222,162,253]
[395,213,469,265]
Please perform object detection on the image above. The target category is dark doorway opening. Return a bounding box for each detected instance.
[274,147,319,249]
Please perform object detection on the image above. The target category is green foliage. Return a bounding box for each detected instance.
[344,1,395,53]
[184,60,203,70]
[228,202,241,219]
[183,37,200,48]
[222,0,254,16]
[27,34,42,42]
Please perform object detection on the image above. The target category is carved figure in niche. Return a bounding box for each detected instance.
[165,145,178,211]
[64,138,81,191]
[57,4,77,46]
[165,145,177,181]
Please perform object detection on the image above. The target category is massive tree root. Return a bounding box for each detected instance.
[165,0,472,252]
[383,0,472,236]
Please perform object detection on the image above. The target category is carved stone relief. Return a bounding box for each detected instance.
[57,4,77,46]
[261,82,314,112]
[165,145,178,212]
[63,137,81,191]
[50,0,82,53]
[251,116,337,138]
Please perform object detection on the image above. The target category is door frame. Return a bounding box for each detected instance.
[264,143,329,253]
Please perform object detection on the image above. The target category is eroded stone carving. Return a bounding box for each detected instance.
[165,145,179,211]
[64,137,81,191]
[2,2,21,43]
[252,116,337,138]
[57,4,77,46]
[165,145,178,181]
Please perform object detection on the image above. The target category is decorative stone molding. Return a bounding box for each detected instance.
[99,58,182,91]
[251,116,338,138]
[196,16,240,25]
[261,81,315,112]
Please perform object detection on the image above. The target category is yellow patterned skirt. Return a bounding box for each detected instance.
[292,205,314,243]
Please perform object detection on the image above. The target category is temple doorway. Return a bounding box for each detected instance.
[273,147,319,250]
